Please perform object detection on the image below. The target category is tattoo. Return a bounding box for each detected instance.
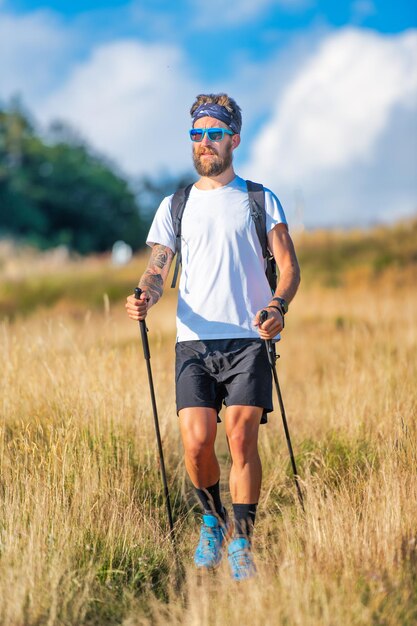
[152,245,171,269]
[139,273,163,305]
[138,245,174,306]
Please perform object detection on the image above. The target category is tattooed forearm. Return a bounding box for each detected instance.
[138,244,174,306]
[139,272,164,305]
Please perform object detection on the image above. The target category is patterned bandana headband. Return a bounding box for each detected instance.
[192,103,241,134]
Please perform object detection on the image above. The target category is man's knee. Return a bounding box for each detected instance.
[183,435,215,465]
[225,407,262,464]
[227,429,258,463]
[179,407,217,462]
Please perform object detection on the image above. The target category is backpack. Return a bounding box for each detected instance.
[170,180,277,293]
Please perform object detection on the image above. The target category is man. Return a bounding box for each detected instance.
[126,93,300,581]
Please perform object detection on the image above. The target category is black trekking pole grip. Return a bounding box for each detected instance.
[260,309,275,367]
[134,288,151,360]
[259,310,269,324]
[259,309,305,511]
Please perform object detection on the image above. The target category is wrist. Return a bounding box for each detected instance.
[266,304,283,316]
[271,296,288,315]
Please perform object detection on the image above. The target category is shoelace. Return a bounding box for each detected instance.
[229,547,252,573]
[200,525,221,548]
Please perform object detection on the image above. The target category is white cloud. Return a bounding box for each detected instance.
[243,28,417,226]
[0,9,199,177]
[38,40,198,177]
[0,10,73,105]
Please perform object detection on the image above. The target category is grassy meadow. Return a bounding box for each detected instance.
[0,220,416,625]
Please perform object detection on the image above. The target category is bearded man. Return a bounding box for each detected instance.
[126,93,300,581]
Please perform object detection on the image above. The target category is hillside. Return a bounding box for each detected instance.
[294,217,417,285]
[0,217,416,319]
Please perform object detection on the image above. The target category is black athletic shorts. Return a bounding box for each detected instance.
[175,338,273,424]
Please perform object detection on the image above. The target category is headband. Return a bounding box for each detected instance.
[192,103,241,134]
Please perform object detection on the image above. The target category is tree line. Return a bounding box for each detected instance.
[0,102,192,254]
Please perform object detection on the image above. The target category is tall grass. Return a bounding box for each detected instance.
[0,226,416,625]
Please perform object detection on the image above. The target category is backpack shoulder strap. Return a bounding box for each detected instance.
[246,180,268,258]
[170,183,193,288]
[246,180,277,293]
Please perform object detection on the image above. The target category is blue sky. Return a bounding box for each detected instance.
[1,0,416,227]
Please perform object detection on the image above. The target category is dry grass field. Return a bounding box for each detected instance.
[0,221,416,625]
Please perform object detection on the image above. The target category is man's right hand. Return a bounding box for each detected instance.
[125,291,149,321]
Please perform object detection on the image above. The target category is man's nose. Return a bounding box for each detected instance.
[200,132,213,145]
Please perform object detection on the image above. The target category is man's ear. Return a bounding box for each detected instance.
[232,134,241,150]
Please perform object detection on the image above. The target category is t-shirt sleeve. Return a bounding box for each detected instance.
[264,188,288,233]
[146,195,176,252]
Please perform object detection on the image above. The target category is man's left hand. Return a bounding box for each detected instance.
[253,308,284,339]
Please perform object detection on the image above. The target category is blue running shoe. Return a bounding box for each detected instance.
[194,510,230,569]
[227,537,257,581]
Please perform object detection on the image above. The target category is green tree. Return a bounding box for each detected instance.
[0,103,147,253]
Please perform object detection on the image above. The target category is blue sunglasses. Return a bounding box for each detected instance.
[189,127,234,142]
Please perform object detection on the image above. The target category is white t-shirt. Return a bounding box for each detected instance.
[146,175,287,342]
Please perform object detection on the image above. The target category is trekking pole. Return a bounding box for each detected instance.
[260,309,305,511]
[134,288,175,538]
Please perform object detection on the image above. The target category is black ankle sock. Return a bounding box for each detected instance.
[195,480,225,520]
[233,503,257,540]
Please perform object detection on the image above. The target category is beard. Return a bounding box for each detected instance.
[192,142,233,177]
